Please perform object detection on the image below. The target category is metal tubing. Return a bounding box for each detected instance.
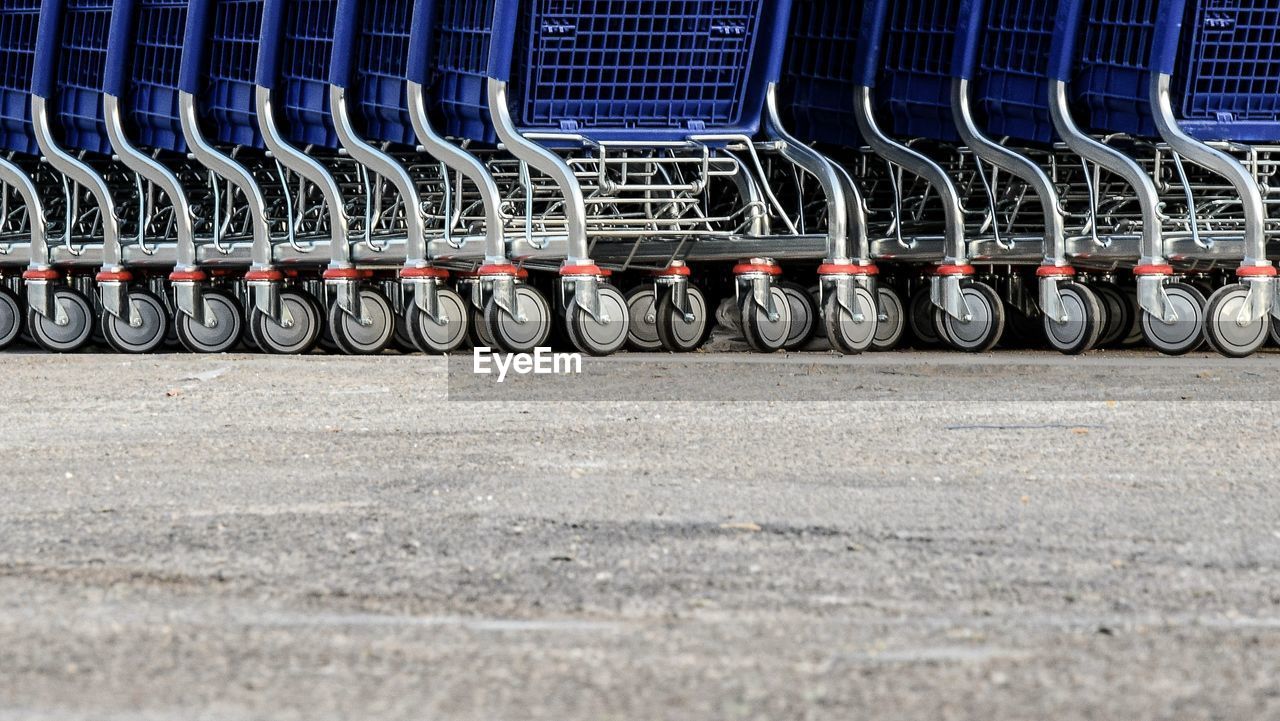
[854,85,965,265]
[952,78,1066,268]
[1049,79,1165,266]
[179,92,273,270]
[330,85,426,262]
[487,79,590,266]
[1152,74,1268,269]
[255,86,351,267]
[763,83,851,265]
[408,81,506,265]
[32,96,122,269]
[104,95,196,269]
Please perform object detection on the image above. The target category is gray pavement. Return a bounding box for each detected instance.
[1,349,1278,720]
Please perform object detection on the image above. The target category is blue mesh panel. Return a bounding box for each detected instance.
[0,0,39,154]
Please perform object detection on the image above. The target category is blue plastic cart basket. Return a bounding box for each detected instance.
[32,0,114,154]
[0,0,41,154]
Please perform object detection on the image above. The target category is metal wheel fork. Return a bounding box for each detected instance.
[736,259,783,323]
[33,96,130,324]
[931,273,974,324]
[656,261,694,323]
[1152,72,1278,325]
[819,273,869,323]
[465,271,523,324]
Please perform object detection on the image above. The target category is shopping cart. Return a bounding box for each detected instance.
[0,0,56,349]
[417,0,877,354]
[179,0,345,354]
[101,0,267,352]
[941,0,1163,354]
[826,0,1038,352]
[1052,0,1280,356]
[253,0,405,354]
[779,0,909,351]
[328,0,500,354]
[31,0,177,352]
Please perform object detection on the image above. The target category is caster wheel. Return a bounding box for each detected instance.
[624,285,662,352]
[740,286,792,353]
[808,286,826,339]
[1140,282,1205,355]
[249,289,322,355]
[1091,282,1135,348]
[907,284,942,348]
[1004,306,1045,349]
[870,286,906,352]
[1205,283,1269,358]
[406,288,469,355]
[469,303,497,349]
[1042,282,1103,355]
[932,282,1005,353]
[485,285,551,353]
[391,312,418,353]
[565,285,628,356]
[328,287,395,355]
[102,288,169,354]
[655,284,709,353]
[824,285,878,354]
[779,281,818,351]
[0,285,23,350]
[176,289,243,354]
[27,287,93,353]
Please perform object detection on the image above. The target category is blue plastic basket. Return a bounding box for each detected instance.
[0,0,40,155]
[1056,0,1280,142]
[965,0,1059,144]
[423,0,790,143]
[1173,0,1280,141]
[180,0,266,148]
[780,0,864,148]
[514,0,766,136]
[330,0,415,146]
[1054,0,1161,137]
[426,0,498,143]
[256,0,339,148]
[35,0,113,154]
[873,0,964,143]
[106,0,188,153]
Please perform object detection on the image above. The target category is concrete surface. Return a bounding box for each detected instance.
[1,348,1278,720]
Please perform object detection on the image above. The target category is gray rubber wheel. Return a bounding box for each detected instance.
[870,286,906,352]
[1205,283,1269,358]
[624,285,662,352]
[486,285,551,353]
[102,289,169,354]
[176,289,242,354]
[1140,282,1205,356]
[779,281,818,351]
[1042,282,1103,355]
[907,285,942,348]
[1091,282,1133,348]
[740,286,792,353]
[655,284,709,353]
[250,289,322,355]
[329,288,395,355]
[0,286,22,350]
[933,282,1005,353]
[565,285,629,357]
[407,287,469,355]
[824,286,877,355]
[28,287,93,353]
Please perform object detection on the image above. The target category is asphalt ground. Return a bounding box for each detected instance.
[1,347,1278,720]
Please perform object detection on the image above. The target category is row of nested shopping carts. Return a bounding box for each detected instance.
[0,0,1274,357]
